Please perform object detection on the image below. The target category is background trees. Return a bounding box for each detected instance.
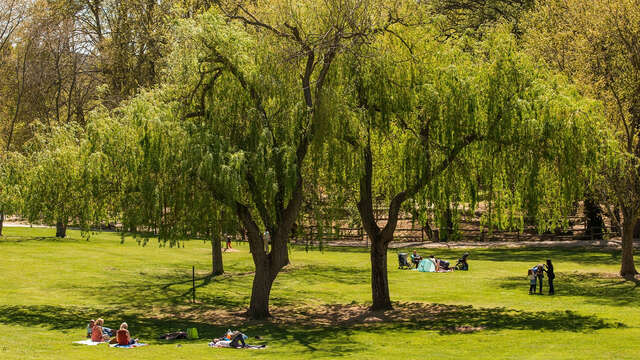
[0,0,636,320]
[524,0,640,277]
[21,125,96,237]
[322,26,603,310]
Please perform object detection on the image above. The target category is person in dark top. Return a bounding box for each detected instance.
[545,259,555,295]
[411,250,423,268]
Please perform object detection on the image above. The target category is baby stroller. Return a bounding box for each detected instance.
[454,253,470,271]
[398,253,411,269]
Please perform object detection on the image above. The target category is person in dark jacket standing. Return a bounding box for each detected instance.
[545,259,555,295]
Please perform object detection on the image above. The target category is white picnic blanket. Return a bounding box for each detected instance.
[73,339,105,346]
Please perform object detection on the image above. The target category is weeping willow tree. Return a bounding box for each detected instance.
[85,0,409,319]
[523,0,640,277]
[0,151,25,236]
[316,26,604,310]
[20,125,105,237]
[85,92,236,276]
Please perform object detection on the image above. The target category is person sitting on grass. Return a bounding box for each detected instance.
[86,320,95,338]
[91,318,109,342]
[116,322,137,346]
[428,255,440,272]
[411,251,422,268]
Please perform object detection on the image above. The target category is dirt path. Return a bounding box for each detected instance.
[3,222,51,228]
[297,238,638,250]
[5,222,635,250]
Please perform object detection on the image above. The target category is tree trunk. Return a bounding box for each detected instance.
[620,216,638,277]
[370,236,392,310]
[442,206,455,241]
[236,202,296,320]
[358,141,395,311]
[611,207,622,235]
[211,237,224,275]
[248,254,274,319]
[55,221,67,238]
[584,195,604,240]
[0,212,4,237]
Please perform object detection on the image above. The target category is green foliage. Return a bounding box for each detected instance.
[20,125,96,229]
[314,24,605,235]
[0,151,26,219]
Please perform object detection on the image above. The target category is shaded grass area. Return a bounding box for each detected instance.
[0,302,616,345]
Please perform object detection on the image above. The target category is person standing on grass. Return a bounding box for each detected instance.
[545,259,555,295]
[528,269,537,294]
[533,264,545,294]
[226,235,232,251]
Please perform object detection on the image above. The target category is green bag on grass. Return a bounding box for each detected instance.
[186,327,199,339]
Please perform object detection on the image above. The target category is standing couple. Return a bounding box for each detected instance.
[528,260,555,295]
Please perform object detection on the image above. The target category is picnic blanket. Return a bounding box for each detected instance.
[417,259,436,272]
[73,339,105,346]
[110,343,148,349]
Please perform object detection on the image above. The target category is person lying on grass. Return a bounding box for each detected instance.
[210,331,247,348]
[438,259,451,271]
[209,332,267,349]
[116,322,138,346]
[428,255,454,272]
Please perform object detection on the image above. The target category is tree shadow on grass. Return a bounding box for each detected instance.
[0,236,81,244]
[280,264,370,286]
[85,270,251,311]
[0,302,620,356]
[68,263,371,314]
[499,272,639,307]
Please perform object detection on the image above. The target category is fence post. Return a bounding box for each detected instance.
[192,266,196,303]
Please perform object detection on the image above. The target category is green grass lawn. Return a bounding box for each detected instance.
[0,227,639,359]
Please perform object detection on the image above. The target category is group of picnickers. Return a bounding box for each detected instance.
[528,260,555,295]
[401,251,470,272]
[87,318,138,345]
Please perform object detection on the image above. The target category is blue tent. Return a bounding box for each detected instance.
[417,259,436,272]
